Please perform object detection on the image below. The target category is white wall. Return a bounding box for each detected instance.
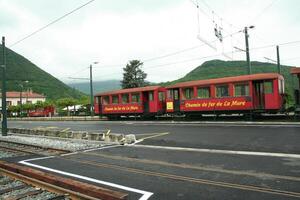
[0,97,46,107]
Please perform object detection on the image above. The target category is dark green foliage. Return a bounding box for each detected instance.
[121,60,148,89]
[56,98,77,108]
[162,60,298,106]
[0,45,85,100]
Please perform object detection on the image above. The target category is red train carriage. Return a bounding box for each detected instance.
[94,86,166,118]
[165,73,285,115]
[28,106,55,117]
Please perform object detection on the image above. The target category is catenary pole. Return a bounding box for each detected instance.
[276,45,281,74]
[1,36,7,136]
[90,64,94,116]
[244,27,251,75]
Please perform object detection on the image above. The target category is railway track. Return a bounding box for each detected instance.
[0,161,128,200]
[0,141,70,156]
[0,173,70,200]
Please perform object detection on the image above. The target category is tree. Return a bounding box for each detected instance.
[56,98,77,116]
[22,103,35,116]
[121,60,148,89]
[8,105,20,117]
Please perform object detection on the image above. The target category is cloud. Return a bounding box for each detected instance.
[2,0,300,84]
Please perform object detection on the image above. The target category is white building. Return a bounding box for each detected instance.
[0,91,46,107]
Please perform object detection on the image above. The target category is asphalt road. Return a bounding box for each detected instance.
[8,121,300,153]
[6,121,300,199]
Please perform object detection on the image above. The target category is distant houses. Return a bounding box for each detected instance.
[0,90,46,108]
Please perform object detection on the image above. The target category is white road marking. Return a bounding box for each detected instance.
[83,144,121,153]
[139,132,170,141]
[134,145,300,159]
[19,144,153,200]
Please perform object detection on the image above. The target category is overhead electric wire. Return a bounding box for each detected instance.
[9,0,96,47]
[62,39,300,81]
[79,40,300,79]
[249,0,278,25]
[198,0,240,30]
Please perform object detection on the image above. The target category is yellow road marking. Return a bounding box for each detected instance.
[62,157,300,198]
[139,132,170,141]
[81,152,300,182]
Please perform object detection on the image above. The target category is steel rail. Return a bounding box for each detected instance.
[0,161,128,200]
[0,168,98,200]
[64,156,300,198]
[0,140,70,155]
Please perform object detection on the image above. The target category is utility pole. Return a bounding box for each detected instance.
[19,84,23,118]
[276,45,281,74]
[89,61,98,117]
[244,27,251,75]
[89,64,94,117]
[1,36,7,136]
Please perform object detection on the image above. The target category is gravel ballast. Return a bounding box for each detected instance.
[0,134,112,152]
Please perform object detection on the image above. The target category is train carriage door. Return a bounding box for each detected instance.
[143,91,151,113]
[98,96,102,114]
[173,89,180,112]
[253,81,265,109]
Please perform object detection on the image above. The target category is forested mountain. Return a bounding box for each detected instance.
[0,45,84,99]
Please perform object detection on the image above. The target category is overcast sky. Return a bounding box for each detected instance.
[1,0,300,84]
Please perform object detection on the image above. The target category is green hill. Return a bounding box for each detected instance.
[163,60,298,106]
[0,45,85,100]
[68,80,121,95]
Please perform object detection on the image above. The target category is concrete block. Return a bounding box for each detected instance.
[87,133,101,141]
[73,132,83,139]
[124,134,136,144]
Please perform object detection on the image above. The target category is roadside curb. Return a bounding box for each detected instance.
[7,128,136,144]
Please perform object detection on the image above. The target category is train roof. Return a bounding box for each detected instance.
[95,85,162,96]
[166,73,283,89]
[291,67,300,75]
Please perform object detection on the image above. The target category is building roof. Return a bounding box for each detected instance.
[166,73,283,89]
[95,86,162,96]
[291,67,300,75]
[0,91,45,98]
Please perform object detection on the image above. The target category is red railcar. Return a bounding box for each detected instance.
[28,106,55,117]
[94,86,166,118]
[165,73,285,115]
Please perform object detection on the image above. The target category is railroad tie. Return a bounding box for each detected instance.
[0,184,28,195]
[46,194,68,200]
[6,189,43,200]
[0,178,14,185]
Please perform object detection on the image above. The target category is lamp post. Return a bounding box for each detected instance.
[244,26,255,75]
[90,61,98,117]
[18,81,28,118]
[19,84,23,117]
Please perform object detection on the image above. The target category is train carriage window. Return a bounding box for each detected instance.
[149,91,154,101]
[174,90,179,100]
[167,90,173,99]
[234,84,249,97]
[112,95,119,104]
[264,81,273,94]
[131,93,140,103]
[183,88,193,100]
[197,87,210,98]
[122,94,129,104]
[216,85,229,98]
[159,92,165,101]
[102,96,109,105]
